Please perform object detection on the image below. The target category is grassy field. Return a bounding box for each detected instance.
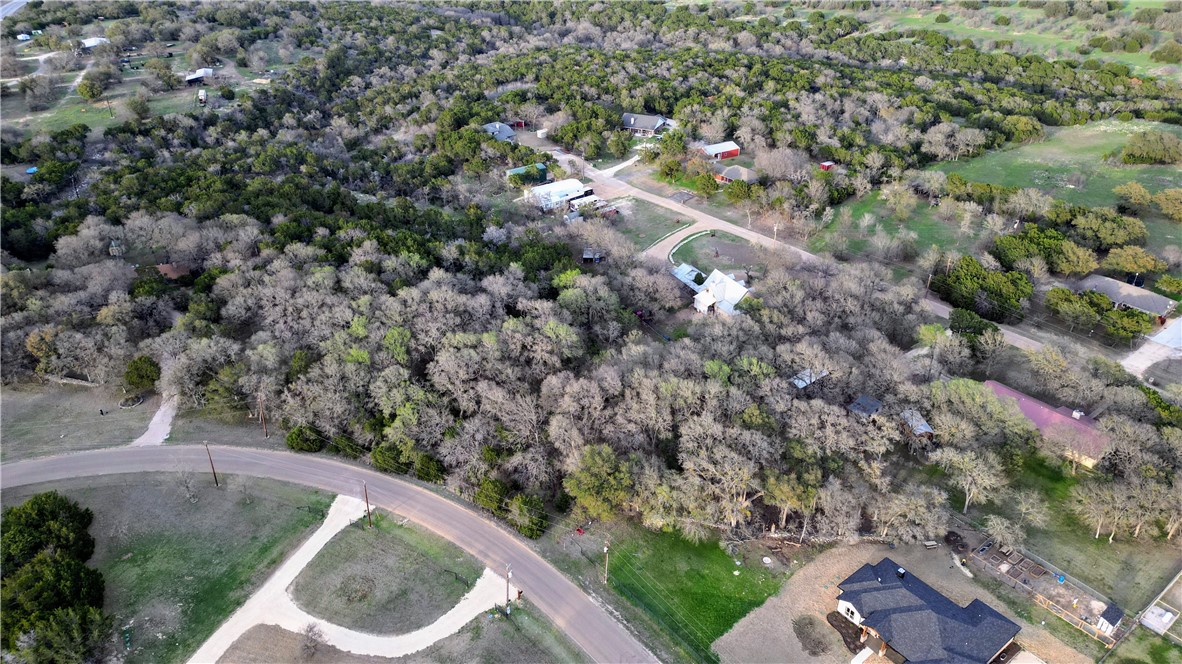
[810,190,984,260]
[671,230,761,276]
[1,474,332,664]
[843,5,1181,79]
[291,509,483,635]
[927,453,1182,612]
[0,383,161,462]
[166,407,285,451]
[1111,625,1182,664]
[613,197,692,251]
[607,528,783,663]
[935,120,1182,208]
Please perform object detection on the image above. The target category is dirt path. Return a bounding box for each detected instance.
[128,395,177,446]
[712,542,1091,664]
[189,494,515,663]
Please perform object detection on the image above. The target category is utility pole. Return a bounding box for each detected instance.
[105,97,113,118]
[363,481,373,529]
[602,537,610,584]
[505,564,513,614]
[945,255,953,275]
[205,443,220,488]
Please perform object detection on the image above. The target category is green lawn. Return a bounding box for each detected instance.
[811,190,982,259]
[291,509,483,634]
[849,6,1181,79]
[671,230,760,275]
[1,475,332,664]
[608,529,782,663]
[935,120,1182,208]
[1111,625,1182,664]
[615,197,691,251]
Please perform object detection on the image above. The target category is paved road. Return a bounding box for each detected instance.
[0,0,29,20]
[2,447,656,664]
[558,150,1044,351]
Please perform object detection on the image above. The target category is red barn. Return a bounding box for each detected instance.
[701,141,741,160]
[819,161,836,171]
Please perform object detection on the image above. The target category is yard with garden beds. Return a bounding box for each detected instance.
[916,453,1182,613]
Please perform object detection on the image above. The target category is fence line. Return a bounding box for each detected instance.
[946,513,1116,608]
[973,555,1118,649]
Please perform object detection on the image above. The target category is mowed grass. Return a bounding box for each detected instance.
[0,383,161,462]
[1111,625,1182,664]
[614,197,693,251]
[671,230,760,275]
[608,528,783,663]
[934,453,1182,611]
[291,509,483,634]
[847,6,1181,79]
[811,190,983,259]
[935,120,1182,208]
[1,474,332,664]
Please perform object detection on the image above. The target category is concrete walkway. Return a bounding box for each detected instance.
[128,394,177,447]
[1121,316,1182,378]
[188,495,514,663]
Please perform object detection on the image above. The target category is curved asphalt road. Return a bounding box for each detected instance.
[2,446,656,664]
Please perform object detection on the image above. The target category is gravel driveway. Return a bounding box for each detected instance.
[712,542,1091,664]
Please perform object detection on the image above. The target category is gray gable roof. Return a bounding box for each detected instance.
[622,113,666,131]
[848,394,883,418]
[482,122,516,142]
[1079,274,1176,317]
[838,558,1020,664]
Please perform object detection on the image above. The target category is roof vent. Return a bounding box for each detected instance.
[629,117,634,125]
[896,567,907,579]
[1072,409,1084,420]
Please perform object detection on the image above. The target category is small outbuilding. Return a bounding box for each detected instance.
[819,161,836,171]
[78,37,110,51]
[1097,605,1124,637]
[481,122,517,143]
[505,163,547,182]
[789,368,829,390]
[16,33,31,41]
[847,395,883,420]
[701,141,740,160]
[901,409,934,440]
[621,112,667,137]
[582,248,603,264]
[185,68,214,86]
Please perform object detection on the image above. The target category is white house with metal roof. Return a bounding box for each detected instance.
[527,178,590,211]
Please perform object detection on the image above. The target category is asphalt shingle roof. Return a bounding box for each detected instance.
[838,558,1020,664]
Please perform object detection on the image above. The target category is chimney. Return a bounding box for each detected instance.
[1072,409,1084,420]
[896,567,907,580]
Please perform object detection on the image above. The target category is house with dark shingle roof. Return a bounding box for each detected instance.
[847,394,883,420]
[621,112,667,137]
[482,122,517,143]
[837,558,1020,664]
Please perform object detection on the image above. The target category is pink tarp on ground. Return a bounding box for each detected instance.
[984,380,1109,463]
